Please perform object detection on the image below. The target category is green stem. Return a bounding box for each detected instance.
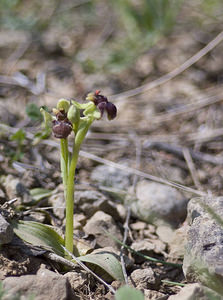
[64,118,93,255]
[65,142,80,254]
[60,139,69,197]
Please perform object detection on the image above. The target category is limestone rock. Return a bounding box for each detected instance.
[83,211,122,250]
[144,289,168,300]
[129,180,187,227]
[75,190,120,221]
[0,214,13,245]
[168,283,222,300]
[3,267,77,300]
[49,192,65,220]
[183,197,223,294]
[130,268,160,290]
[91,165,131,190]
[169,222,188,260]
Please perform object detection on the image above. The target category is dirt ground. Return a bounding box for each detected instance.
[1,1,223,299]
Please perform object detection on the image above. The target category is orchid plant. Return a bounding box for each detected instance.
[41,91,117,255]
[12,91,124,284]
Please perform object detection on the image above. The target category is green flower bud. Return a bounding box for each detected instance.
[67,104,80,131]
[56,99,70,113]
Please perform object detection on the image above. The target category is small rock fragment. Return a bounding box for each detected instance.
[75,190,120,221]
[169,222,188,260]
[0,214,13,245]
[3,268,76,300]
[64,271,88,290]
[131,221,147,231]
[83,211,122,250]
[168,283,222,300]
[156,225,175,244]
[49,192,65,219]
[130,268,160,290]
[3,175,31,203]
[144,289,168,300]
[131,239,166,263]
[91,165,131,190]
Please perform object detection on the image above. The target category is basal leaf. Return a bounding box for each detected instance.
[12,220,64,256]
[30,188,53,201]
[115,285,144,300]
[78,251,124,282]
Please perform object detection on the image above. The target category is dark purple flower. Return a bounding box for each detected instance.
[105,101,117,120]
[88,90,117,120]
[52,109,72,139]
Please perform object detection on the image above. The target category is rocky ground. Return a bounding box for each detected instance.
[1,1,223,299]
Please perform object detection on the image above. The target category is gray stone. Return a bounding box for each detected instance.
[131,239,166,263]
[49,192,65,219]
[3,267,77,300]
[168,283,222,300]
[183,197,223,294]
[83,211,122,250]
[0,214,13,245]
[2,175,31,204]
[130,268,160,290]
[75,190,120,220]
[169,222,188,260]
[144,289,168,300]
[91,165,131,190]
[129,180,187,227]
[156,225,175,244]
[64,271,88,290]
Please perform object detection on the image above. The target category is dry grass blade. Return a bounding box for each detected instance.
[110,31,223,100]
[150,92,223,124]
[80,150,206,196]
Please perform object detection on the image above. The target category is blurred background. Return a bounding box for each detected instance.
[1,0,223,194]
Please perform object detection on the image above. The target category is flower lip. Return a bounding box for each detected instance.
[52,119,72,139]
[106,101,117,120]
[87,90,117,120]
[52,109,73,139]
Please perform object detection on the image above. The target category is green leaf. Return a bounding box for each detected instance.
[26,103,42,121]
[78,251,124,282]
[12,220,65,256]
[10,129,26,144]
[30,188,53,201]
[115,286,144,300]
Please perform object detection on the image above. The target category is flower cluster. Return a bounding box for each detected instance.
[41,91,117,140]
[86,90,117,120]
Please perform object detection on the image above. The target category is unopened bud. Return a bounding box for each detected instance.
[67,104,80,128]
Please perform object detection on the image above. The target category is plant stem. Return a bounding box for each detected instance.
[65,142,80,254]
[60,138,69,197]
[64,119,93,255]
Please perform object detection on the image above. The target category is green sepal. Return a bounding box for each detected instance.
[57,99,70,113]
[67,104,80,132]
